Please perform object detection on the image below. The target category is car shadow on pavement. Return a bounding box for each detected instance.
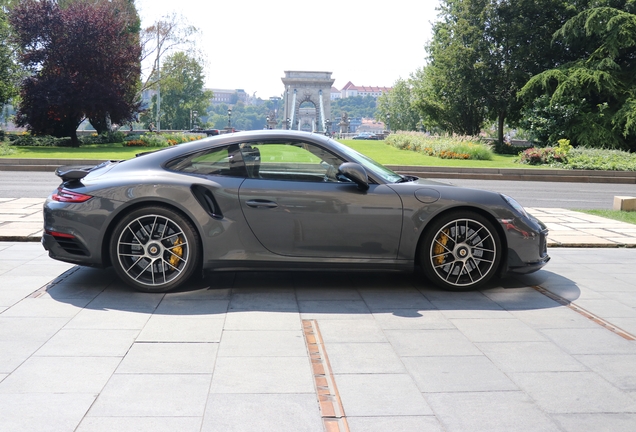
[40,266,581,317]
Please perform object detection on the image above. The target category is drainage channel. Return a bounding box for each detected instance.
[533,285,636,341]
[302,319,350,432]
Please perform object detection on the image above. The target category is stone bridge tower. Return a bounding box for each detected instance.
[281,71,335,133]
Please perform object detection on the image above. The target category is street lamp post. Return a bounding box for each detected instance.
[286,118,290,130]
[190,110,198,130]
[386,113,391,133]
[227,108,232,130]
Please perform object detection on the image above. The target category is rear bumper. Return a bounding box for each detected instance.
[41,232,102,266]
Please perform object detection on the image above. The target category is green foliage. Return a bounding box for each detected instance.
[386,132,493,160]
[518,94,580,145]
[330,96,377,119]
[0,6,19,106]
[518,146,636,170]
[376,79,421,131]
[80,131,126,145]
[206,101,277,130]
[10,134,73,147]
[519,6,636,151]
[564,147,636,170]
[0,141,15,155]
[144,52,212,130]
[413,0,583,142]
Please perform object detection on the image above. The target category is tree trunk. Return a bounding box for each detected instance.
[498,111,506,144]
[70,130,79,147]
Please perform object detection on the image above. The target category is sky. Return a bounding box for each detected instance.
[135,0,441,99]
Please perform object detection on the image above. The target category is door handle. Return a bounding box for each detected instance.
[245,199,278,209]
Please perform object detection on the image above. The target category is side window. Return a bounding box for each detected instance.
[239,141,347,182]
[165,144,247,177]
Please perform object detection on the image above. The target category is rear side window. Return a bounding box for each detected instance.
[165,144,247,177]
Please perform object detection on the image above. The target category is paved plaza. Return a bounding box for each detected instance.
[0,242,635,431]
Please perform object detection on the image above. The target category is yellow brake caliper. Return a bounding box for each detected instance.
[433,229,450,265]
[169,237,184,267]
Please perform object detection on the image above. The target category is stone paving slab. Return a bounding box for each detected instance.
[0,243,635,431]
[527,207,636,247]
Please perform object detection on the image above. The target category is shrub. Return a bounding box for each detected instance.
[80,131,126,145]
[565,148,636,171]
[385,132,493,160]
[10,135,73,147]
[517,145,636,171]
[0,142,15,155]
[517,147,567,165]
[122,132,206,147]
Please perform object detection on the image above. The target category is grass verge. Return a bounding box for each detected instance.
[576,209,636,225]
[1,138,544,169]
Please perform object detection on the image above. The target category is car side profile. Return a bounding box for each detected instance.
[42,130,549,292]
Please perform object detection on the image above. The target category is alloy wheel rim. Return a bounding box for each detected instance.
[429,218,496,287]
[116,214,189,286]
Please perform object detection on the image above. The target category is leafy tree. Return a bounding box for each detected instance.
[330,95,377,120]
[144,51,211,130]
[206,100,278,130]
[413,0,585,141]
[376,78,421,131]
[520,6,636,150]
[0,1,19,109]
[9,0,141,144]
[140,14,197,94]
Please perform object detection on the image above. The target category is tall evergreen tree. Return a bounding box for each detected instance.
[520,5,636,150]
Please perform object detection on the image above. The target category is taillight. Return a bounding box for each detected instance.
[52,187,93,203]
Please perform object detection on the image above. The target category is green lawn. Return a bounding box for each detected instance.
[1,143,145,160]
[576,209,636,225]
[342,140,537,169]
[1,138,539,169]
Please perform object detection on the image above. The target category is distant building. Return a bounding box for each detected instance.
[209,88,248,105]
[330,86,341,100]
[356,118,386,134]
[340,81,391,99]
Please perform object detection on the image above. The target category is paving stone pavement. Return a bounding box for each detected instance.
[2,198,636,247]
[0,242,635,431]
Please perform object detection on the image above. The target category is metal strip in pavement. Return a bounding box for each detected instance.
[533,285,636,341]
[302,319,350,432]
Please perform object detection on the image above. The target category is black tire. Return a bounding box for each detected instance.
[420,210,501,291]
[109,206,201,293]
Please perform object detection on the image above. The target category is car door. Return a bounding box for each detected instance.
[237,139,403,259]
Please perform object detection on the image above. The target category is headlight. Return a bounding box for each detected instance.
[500,194,529,218]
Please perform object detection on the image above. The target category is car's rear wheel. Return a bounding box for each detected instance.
[109,206,200,293]
[421,211,501,290]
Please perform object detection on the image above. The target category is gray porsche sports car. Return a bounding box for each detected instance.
[42,130,549,293]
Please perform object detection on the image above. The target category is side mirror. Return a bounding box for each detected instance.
[338,162,369,191]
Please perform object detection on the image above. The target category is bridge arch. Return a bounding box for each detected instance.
[281,71,334,133]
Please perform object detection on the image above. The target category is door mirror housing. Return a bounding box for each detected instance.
[338,162,369,191]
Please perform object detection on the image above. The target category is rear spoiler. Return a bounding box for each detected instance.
[55,160,120,182]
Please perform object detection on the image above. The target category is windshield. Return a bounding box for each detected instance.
[329,139,403,183]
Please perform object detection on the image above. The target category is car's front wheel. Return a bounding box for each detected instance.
[421,211,501,290]
[109,206,200,292]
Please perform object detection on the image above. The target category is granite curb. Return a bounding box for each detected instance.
[0,158,635,184]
